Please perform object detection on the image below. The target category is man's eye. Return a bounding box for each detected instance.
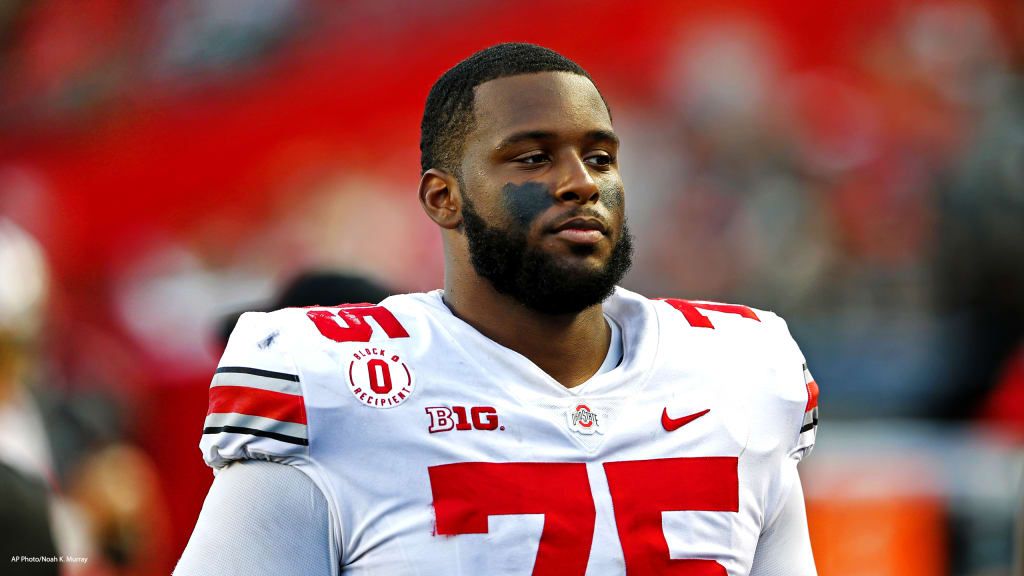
[516,153,549,165]
[586,153,614,166]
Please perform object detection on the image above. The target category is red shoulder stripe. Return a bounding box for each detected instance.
[805,379,819,412]
[207,385,307,425]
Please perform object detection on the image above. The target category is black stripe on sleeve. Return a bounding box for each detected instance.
[799,418,819,434]
[203,426,309,446]
[215,366,300,382]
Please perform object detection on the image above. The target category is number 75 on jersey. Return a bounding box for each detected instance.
[429,457,738,575]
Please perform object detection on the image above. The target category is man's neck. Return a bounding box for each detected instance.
[442,277,611,389]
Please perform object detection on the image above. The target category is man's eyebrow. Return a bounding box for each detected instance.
[587,129,619,146]
[494,129,619,151]
[494,130,557,151]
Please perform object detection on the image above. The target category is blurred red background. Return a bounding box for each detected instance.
[1,0,1022,573]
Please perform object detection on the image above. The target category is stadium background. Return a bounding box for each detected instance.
[0,0,1022,573]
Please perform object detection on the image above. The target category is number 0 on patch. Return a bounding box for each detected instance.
[347,348,415,408]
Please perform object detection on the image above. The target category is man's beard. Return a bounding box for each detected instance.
[461,198,634,315]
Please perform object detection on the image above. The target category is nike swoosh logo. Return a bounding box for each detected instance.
[662,408,710,431]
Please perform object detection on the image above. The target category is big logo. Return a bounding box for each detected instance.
[425,406,502,433]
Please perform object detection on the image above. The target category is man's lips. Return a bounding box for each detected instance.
[551,217,607,233]
[550,217,608,244]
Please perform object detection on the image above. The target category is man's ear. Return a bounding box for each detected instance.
[418,169,462,230]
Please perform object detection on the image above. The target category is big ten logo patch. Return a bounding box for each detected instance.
[567,404,602,435]
[347,347,414,408]
[426,406,503,433]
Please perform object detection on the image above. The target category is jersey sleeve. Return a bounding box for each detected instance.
[749,473,817,575]
[752,310,820,534]
[200,311,309,470]
[795,360,819,461]
[175,460,336,576]
[757,310,819,463]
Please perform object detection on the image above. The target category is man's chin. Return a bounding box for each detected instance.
[506,250,618,314]
[539,234,611,261]
[550,256,611,280]
[462,203,634,315]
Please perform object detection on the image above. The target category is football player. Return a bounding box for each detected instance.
[176,43,819,575]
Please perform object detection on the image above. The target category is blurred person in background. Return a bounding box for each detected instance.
[217,271,395,346]
[0,218,171,575]
[0,218,60,573]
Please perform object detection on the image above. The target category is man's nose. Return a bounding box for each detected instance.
[552,155,600,205]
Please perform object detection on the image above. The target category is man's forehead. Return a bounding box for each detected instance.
[471,72,612,140]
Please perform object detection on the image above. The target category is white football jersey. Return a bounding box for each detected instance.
[200,287,818,575]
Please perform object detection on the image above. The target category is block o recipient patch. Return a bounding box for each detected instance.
[347,347,415,408]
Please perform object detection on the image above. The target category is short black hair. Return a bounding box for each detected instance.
[420,42,602,176]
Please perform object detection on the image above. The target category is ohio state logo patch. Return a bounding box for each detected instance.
[566,403,602,435]
[347,347,414,408]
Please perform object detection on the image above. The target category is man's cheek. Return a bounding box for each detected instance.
[501,182,552,228]
[599,182,623,210]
